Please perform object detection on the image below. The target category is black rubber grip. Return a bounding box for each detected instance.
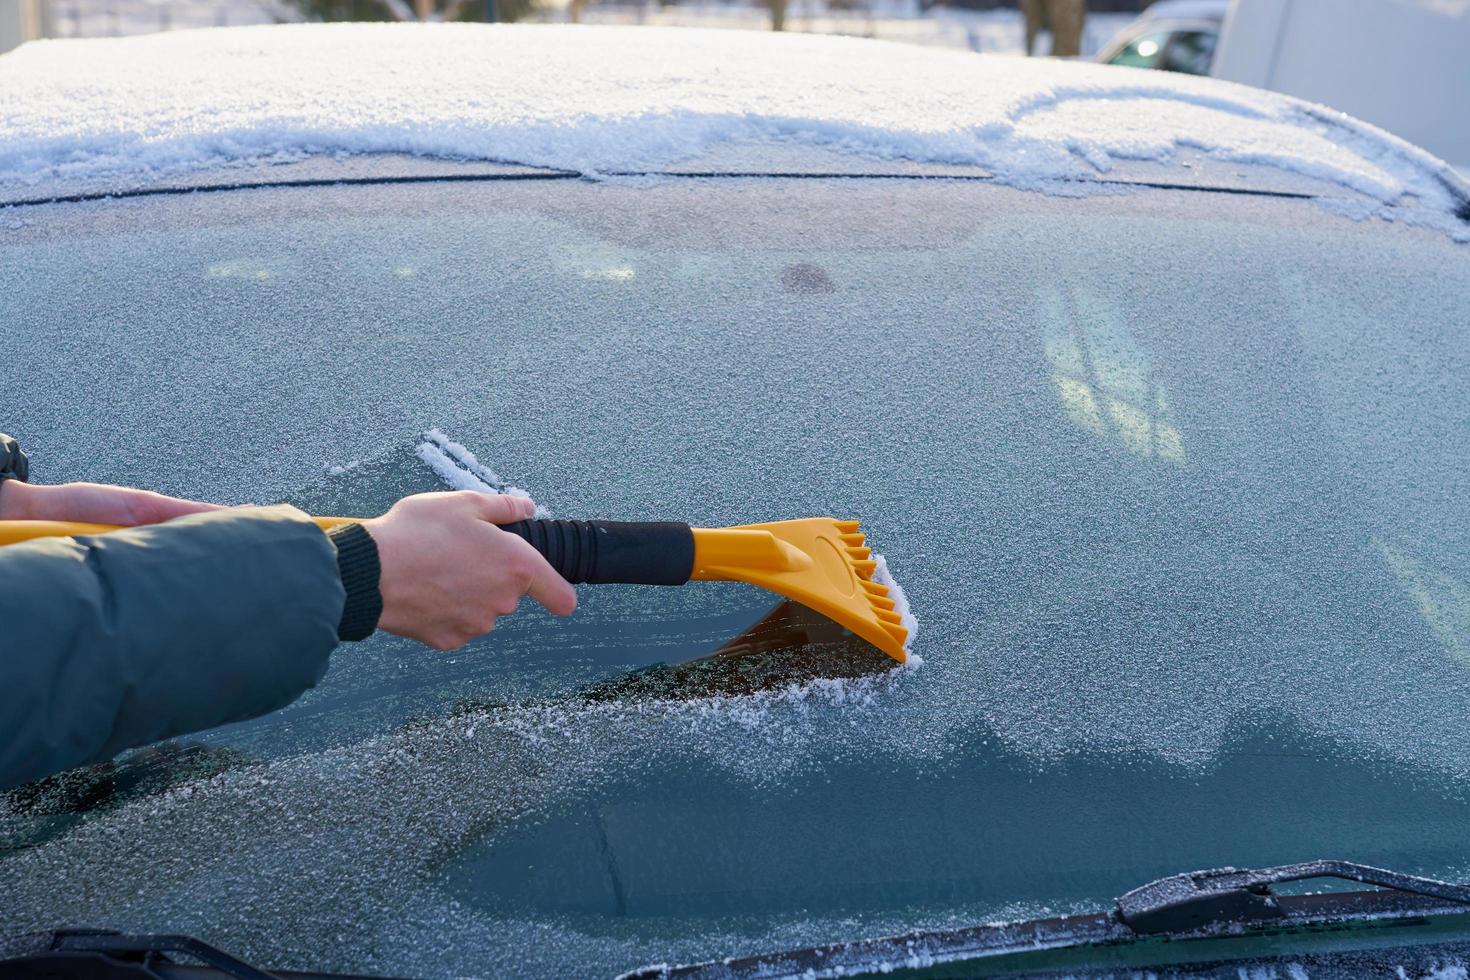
[501,519,695,586]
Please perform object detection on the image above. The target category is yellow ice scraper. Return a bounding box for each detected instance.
[0,516,911,662]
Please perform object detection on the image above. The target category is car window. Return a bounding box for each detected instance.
[1107,28,1172,68]
[1161,29,1218,75]
[1,177,1468,978]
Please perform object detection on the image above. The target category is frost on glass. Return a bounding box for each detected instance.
[0,180,1468,979]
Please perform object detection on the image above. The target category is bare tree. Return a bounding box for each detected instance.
[1020,0,1085,57]
[285,0,398,20]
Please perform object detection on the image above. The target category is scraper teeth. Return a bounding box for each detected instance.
[852,559,878,577]
[861,580,888,596]
[835,520,861,533]
[840,533,866,547]
[875,609,903,626]
[869,595,896,611]
[882,622,909,641]
[847,546,872,561]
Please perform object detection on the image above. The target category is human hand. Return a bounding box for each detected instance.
[362,491,578,651]
[0,479,223,525]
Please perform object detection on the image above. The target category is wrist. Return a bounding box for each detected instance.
[327,522,383,642]
[359,515,407,637]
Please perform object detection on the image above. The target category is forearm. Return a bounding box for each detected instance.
[0,505,345,790]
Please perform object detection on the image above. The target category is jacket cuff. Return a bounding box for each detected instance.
[0,433,28,485]
[327,523,382,642]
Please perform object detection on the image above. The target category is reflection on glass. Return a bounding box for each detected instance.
[550,240,638,282]
[1108,29,1170,69]
[205,258,273,280]
[1378,540,1470,667]
[583,265,635,282]
[1042,286,1185,463]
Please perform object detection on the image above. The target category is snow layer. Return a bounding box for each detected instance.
[871,553,919,656]
[0,23,1465,235]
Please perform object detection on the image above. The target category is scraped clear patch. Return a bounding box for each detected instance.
[0,641,926,976]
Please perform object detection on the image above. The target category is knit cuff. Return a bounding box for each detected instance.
[327,522,382,642]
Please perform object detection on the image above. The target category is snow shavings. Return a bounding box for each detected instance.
[870,552,919,659]
[0,24,1465,238]
[413,427,547,516]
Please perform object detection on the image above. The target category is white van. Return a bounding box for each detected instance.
[1213,0,1470,173]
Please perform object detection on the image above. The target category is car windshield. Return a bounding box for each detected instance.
[1107,28,1171,68]
[2,175,1469,978]
[1161,29,1217,75]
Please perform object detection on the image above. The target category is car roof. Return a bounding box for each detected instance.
[0,23,1464,237]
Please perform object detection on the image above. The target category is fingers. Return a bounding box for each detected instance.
[370,489,578,652]
[468,491,578,614]
[20,482,221,526]
[523,554,579,616]
[126,488,225,525]
[465,491,537,525]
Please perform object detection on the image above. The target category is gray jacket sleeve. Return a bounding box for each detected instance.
[0,505,345,791]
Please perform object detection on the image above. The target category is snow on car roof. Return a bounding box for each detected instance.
[0,23,1465,237]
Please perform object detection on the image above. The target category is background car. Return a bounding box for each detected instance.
[1094,0,1226,74]
[2,23,1469,980]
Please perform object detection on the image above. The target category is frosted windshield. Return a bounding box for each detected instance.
[1,177,1468,978]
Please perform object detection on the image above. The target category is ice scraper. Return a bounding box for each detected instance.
[0,516,913,662]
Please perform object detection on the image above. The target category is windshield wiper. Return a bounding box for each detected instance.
[12,863,1470,979]
[623,860,1470,980]
[0,928,399,980]
[1117,858,1470,933]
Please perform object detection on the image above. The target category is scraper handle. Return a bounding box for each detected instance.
[0,514,700,588]
[501,519,696,586]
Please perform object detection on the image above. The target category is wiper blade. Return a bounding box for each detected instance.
[0,928,401,980]
[0,929,277,979]
[623,860,1470,980]
[1118,858,1470,934]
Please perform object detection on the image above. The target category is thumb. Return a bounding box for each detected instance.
[468,492,537,525]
